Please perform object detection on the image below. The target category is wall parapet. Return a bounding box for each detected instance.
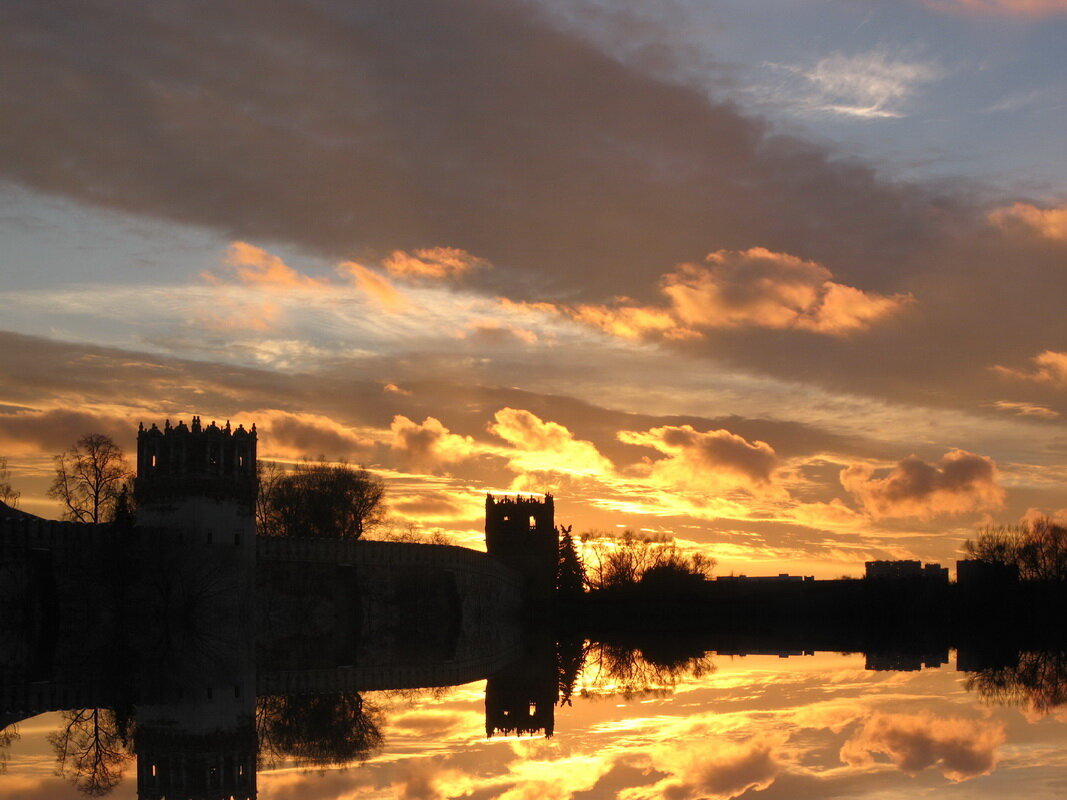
[256,536,524,589]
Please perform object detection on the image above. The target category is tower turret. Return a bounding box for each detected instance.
[485,494,557,604]
[134,417,257,565]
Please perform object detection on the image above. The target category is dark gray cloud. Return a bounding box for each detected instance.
[0,0,939,304]
[4,0,1067,416]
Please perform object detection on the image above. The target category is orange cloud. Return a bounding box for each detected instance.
[382,246,489,280]
[197,297,282,333]
[989,202,1067,239]
[841,449,1005,520]
[222,241,331,288]
[337,261,410,311]
[991,400,1059,419]
[251,409,372,459]
[923,0,1067,16]
[619,424,782,497]
[994,350,1067,385]
[568,304,695,341]
[488,408,613,478]
[390,415,478,468]
[840,712,1004,781]
[662,248,910,335]
[635,738,783,800]
[542,248,910,341]
[460,320,539,345]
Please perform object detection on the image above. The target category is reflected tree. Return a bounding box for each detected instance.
[966,650,1067,715]
[556,636,586,706]
[581,639,715,699]
[0,723,19,774]
[257,692,383,768]
[48,708,132,796]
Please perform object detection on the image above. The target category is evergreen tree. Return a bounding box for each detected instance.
[556,525,585,599]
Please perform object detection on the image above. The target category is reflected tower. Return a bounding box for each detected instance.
[485,641,558,738]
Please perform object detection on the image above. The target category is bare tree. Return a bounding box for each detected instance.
[257,692,383,767]
[0,723,19,775]
[259,457,385,538]
[47,434,131,523]
[581,530,714,591]
[48,708,131,796]
[965,516,1067,582]
[0,457,19,508]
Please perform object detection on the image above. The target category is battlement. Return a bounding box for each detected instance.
[135,416,257,508]
[485,493,554,533]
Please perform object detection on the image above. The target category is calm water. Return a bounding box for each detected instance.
[4,647,1067,799]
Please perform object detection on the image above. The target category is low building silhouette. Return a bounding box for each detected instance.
[865,560,949,584]
[717,573,813,583]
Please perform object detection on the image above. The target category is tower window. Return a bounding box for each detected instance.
[150,454,157,468]
[529,702,537,716]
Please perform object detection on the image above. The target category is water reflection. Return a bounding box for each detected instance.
[8,627,1067,798]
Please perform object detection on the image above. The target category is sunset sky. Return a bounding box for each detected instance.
[2,0,1067,576]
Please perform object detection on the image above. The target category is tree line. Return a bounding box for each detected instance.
[965,516,1067,582]
[2,432,388,538]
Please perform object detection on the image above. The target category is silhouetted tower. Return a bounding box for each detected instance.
[134,418,259,800]
[485,641,558,737]
[135,416,257,567]
[135,716,257,800]
[485,494,557,604]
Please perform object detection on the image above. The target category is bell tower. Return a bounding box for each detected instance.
[485,494,557,604]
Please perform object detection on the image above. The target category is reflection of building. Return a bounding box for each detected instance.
[135,718,257,800]
[866,648,948,671]
[485,494,558,604]
[485,643,558,738]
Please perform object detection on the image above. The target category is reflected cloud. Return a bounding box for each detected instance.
[628,738,783,800]
[840,711,1004,781]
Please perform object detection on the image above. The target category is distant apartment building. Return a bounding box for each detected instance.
[864,560,949,584]
[717,573,815,583]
